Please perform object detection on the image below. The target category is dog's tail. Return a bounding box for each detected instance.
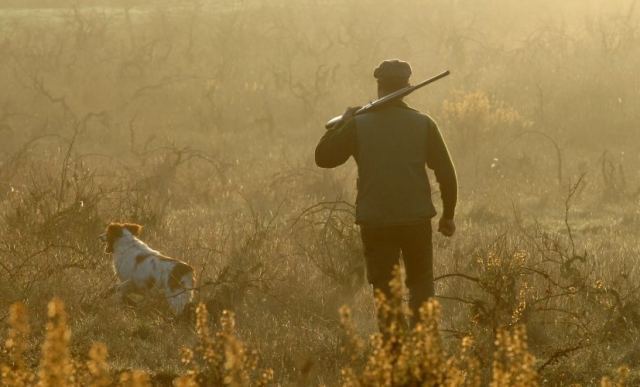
[167,267,195,316]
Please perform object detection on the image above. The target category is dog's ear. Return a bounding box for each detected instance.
[105,223,123,253]
[124,223,143,236]
[106,223,123,238]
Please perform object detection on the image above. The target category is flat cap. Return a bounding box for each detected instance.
[373,59,412,80]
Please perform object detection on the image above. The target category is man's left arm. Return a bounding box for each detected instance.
[426,121,458,235]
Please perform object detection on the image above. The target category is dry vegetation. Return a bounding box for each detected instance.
[1,0,640,385]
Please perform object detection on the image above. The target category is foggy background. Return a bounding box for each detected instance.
[1,0,639,384]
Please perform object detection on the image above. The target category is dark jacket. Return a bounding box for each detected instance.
[315,101,457,226]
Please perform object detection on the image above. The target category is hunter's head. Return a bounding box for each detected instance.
[374,59,411,98]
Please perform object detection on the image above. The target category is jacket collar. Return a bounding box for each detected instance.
[373,99,413,111]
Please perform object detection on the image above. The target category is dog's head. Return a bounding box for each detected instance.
[99,222,143,253]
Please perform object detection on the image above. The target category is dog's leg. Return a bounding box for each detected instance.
[166,288,187,315]
[165,271,194,315]
[165,285,194,316]
[116,280,136,304]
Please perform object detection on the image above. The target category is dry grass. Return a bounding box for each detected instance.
[1,273,626,386]
[1,0,640,385]
[1,298,273,386]
[0,282,537,386]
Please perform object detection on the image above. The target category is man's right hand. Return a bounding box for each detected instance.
[438,217,456,237]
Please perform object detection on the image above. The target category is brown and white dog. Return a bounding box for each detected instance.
[99,223,194,315]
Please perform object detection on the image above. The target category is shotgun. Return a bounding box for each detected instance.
[325,70,450,129]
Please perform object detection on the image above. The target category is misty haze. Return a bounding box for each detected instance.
[1,0,639,386]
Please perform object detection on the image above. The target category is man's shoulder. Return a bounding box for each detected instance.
[354,103,438,130]
[397,106,438,129]
[405,108,439,130]
[358,104,430,118]
[401,104,432,118]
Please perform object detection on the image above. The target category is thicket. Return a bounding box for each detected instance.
[0,280,632,386]
[1,0,639,385]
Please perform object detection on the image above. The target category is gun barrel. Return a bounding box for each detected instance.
[324,70,450,129]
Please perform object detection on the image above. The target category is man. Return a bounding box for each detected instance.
[314,59,457,320]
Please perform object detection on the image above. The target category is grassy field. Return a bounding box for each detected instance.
[1,0,640,385]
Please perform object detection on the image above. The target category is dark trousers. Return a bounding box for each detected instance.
[360,222,434,318]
